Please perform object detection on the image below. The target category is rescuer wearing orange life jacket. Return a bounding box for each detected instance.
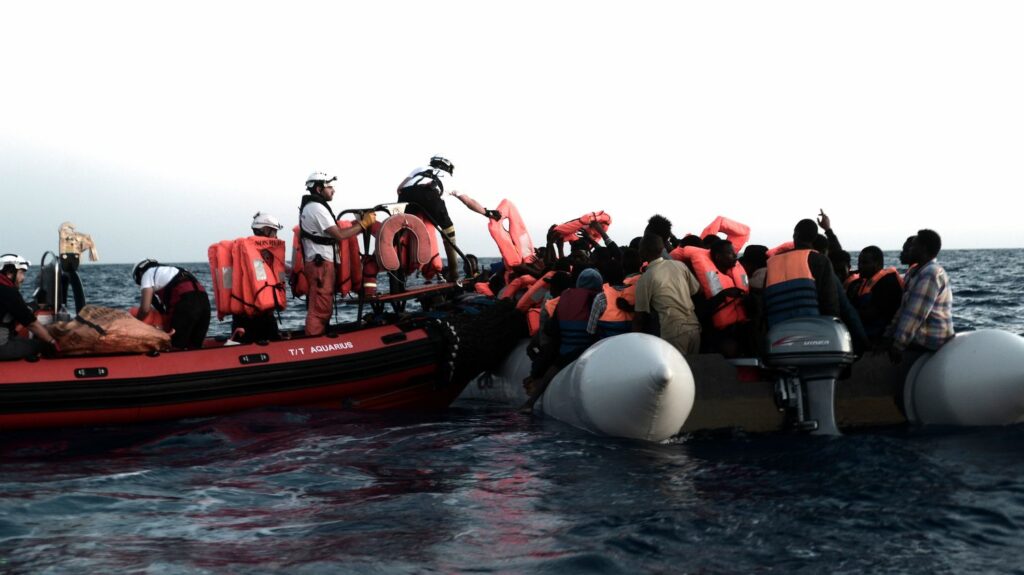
[133,260,211,350]
[763,219,839,328]
[300,172,376,337]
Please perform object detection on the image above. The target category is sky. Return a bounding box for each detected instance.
[2,1,1023,264]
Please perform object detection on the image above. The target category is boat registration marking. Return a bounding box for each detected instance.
[287,341,354,356]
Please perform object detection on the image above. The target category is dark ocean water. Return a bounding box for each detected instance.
[2,250,1023,573]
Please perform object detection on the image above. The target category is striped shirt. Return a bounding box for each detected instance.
[888,259,954,351]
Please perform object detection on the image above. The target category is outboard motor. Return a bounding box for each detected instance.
[764,316,855,435]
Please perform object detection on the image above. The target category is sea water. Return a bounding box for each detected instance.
[1,250,1022,573]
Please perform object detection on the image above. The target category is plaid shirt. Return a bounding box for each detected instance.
[888,259,954,351]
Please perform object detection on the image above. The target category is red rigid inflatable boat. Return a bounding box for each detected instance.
[0,293,526,431]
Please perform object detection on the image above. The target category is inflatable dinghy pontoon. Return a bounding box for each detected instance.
[462,317,1024,441]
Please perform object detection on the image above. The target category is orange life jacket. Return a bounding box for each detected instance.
[543,296,559,320]
[516,270,556,312]
[526,307,541,336]
[474,282,495,297]
[498,274,537,301]
[764,249,818,326]
[552,211,612,243]
[488,199,535,269]
[671,246,749,330]
[595,274,639,338]
[856,267,904,298]
[844,272,860,289]
[208,240,235,320]
[131,306,171,331]
[288,221,364,299]
[700,215,750,253]
[766,241,795,258]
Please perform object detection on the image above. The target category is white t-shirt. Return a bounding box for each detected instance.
[140,266,182,291]
[300,201,340,263]
[399,167,462,198]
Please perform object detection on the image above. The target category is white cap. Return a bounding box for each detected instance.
[251,212,284,231]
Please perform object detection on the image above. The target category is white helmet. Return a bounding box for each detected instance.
[251,211,284,231]
[0,253,31,272]
[305,171,337,191]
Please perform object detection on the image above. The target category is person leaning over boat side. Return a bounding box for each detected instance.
[300,171,376,337]
[0,254,60,360]
[229,212,286,343]
[633,232,702,356]
[763,219,839,329]
[885,229,953,366]
[133,259,211,350]
[397,155,501,283]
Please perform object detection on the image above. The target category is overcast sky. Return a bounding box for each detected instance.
[2,1,1022,264]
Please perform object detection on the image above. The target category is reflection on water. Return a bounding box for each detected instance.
[3,251,1024,572]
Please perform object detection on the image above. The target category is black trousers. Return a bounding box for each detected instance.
[0,337,42,361]
[231,313,280,343]
[170,291,211,350]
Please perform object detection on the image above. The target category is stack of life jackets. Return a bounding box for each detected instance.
[208,236,288,321]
